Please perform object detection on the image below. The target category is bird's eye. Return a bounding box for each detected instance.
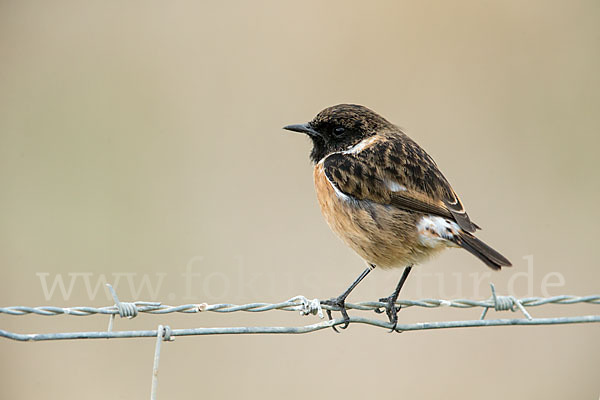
[333,126,345,137]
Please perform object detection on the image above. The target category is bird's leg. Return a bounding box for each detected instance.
[375,266,412,332]
[321,264,375,332]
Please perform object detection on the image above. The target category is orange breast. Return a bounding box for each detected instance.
[312,161,444,268]
[313,162,356,239]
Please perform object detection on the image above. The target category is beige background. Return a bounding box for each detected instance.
[1,1,599,399]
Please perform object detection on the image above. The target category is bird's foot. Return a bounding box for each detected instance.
[375,295,402,332]
[320,296,350,333]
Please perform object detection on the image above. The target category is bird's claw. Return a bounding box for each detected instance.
[321,297,350,333]
[378,295,401,333]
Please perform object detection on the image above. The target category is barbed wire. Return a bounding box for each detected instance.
[1,284,599,341]
[2,283,598,399]
[2,294,598,318]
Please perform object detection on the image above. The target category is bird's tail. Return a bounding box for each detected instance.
[456,232,512,270]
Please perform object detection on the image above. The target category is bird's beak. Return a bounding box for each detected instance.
[283,123,321,138]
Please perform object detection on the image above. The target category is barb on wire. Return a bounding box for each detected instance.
[480,283,533,320]
[106,284,151,331]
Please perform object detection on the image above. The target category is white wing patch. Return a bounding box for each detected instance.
[384,179,407,192]
[417,216,461,248]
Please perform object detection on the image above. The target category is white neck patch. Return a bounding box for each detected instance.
[343,136,378,154]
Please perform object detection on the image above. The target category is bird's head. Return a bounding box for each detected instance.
[284,104,393,163]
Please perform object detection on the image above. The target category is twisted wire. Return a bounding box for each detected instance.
[2,294,598,317]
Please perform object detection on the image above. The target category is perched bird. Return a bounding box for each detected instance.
[284,104,511,331]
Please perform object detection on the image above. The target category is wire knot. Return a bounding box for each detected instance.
[480,283,533,320]
[116,301,139,318]
[293,296,324,319]
[106,284,138,319]
[493,295,516,312]
[161,325,173,342]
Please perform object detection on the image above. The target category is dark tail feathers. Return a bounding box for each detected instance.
[456,233,512,270]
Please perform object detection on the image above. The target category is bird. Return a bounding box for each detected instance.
[283,104,511,331]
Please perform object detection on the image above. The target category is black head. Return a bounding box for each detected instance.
[283,104,393,163]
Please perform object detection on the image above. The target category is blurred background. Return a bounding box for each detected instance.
[1,1,599,399]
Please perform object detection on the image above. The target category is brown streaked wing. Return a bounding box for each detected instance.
[322,134,479,232]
